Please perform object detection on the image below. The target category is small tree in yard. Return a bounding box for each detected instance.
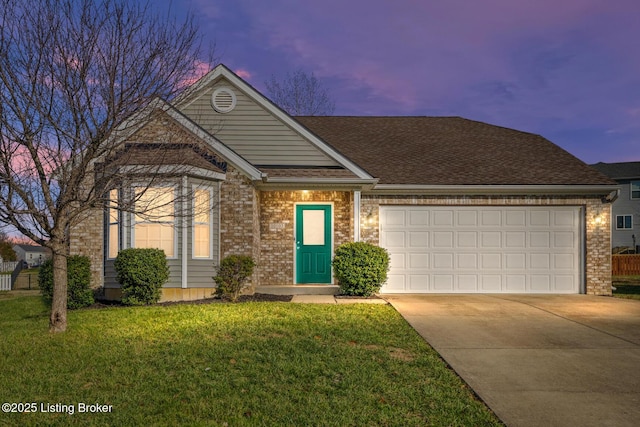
[332,242,390,297]
[213,255,256,302]
[0,0,210,332]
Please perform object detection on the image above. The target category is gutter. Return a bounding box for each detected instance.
[256,177,378,191]
[365,184,621,197]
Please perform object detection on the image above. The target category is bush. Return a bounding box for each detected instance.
[213,255,256,302]
[114,248,169,306]
[38,255,94,309]
[332,242,390,297]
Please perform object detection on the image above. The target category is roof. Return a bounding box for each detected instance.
[590,162,640,180]
[13,244,50,253]
[296,116,616,186]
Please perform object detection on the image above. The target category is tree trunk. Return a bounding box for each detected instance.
[49,241,68,333]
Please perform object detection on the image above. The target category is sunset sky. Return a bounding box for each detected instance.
[172,1,638,164]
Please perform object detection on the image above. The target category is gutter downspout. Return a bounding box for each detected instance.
[354,191,361,242]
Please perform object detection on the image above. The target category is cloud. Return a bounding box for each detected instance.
[234,68,252,79]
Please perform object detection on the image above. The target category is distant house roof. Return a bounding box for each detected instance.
[13,244,50,253]
[590,162,640,180]
[296,116,615,186]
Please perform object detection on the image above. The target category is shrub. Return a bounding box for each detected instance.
[38,255,94,309]
[114,248,169,306]
[213,255,256,302]
[332,242,390,297]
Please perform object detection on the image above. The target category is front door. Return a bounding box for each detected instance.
[295,204,332,283]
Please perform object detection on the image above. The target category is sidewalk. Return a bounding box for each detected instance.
[291,295,387,304]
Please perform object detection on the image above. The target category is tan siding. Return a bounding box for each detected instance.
[180,78,340,166]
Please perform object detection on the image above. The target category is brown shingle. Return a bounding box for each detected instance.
[296,116,615,186]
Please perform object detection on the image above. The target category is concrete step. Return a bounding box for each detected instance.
[255,285,339,295]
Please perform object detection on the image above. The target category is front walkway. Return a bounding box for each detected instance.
[384,294,640,427]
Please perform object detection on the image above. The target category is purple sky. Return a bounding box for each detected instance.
[172,0,640,164]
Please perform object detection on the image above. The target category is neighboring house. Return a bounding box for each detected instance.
[12,244,51,267]
[69,64,617,300]
[591,162,640,251]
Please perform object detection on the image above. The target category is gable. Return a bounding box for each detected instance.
[178,75,341,167]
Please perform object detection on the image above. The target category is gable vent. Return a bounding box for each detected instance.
[211,87,237,113]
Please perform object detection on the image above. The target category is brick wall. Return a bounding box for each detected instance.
[219,166,261,287]
[360,194,612,295]
[259,191,353,285]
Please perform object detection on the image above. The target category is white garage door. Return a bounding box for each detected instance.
[380,206,582,294]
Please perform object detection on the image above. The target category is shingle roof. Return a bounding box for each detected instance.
[590,162,640,180]
[296,116,615,186]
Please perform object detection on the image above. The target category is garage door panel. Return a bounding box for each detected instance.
[380,206,581,294]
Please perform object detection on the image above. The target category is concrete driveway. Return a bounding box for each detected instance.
[384,294,640,427]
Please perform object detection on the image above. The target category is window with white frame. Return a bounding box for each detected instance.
[107,189,119,259]
[193,187,212,258]
[134,186,175,257]
[616,215,633,230]
[632,181,640,199]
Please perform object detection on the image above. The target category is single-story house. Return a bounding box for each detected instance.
[591,162,640,252]
[12,244,51,267]
[69,64,617,300]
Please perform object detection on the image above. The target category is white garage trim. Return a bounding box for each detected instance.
[380,206,583,294]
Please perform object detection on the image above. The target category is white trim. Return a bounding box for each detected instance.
[354,191,361,242]
[173,64,373,180]
[211,86,237,113]
[115,164,226,181]
[181,176,188,289]
[293,202,335,284]
[616,214,633,230]
[630,181,640,200]
[367,184,620,196]
[192,184,215,260]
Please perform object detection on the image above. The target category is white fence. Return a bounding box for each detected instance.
[0,274,10,291]
[0,261,18,273]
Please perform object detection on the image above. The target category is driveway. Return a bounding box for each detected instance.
[384,294,640,427]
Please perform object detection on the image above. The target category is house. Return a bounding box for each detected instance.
[69,64,617,300]
[12,244,51,267]
[591,162,640,252]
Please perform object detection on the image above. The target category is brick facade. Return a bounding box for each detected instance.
[259,191,353,285]
[360,194,612,295]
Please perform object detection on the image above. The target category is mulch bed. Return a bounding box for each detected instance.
[87,293,293,309]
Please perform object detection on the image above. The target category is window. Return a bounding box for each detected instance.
[134,187,175,257]
[616,215,633,230]
[632,181,640,199]
[107,189,119,259]
[193,188,212,258]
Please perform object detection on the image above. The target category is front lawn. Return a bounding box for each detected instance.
[0,297,500,426]
[613,275,640,300]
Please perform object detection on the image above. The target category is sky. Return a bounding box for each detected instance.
[159,1,637,164]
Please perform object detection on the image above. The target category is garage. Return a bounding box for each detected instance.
[379,206,582,293]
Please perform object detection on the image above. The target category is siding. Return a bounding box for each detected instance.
[180,78,340,167]
[611,181,640,249]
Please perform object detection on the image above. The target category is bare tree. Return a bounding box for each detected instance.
[0,0,210,332]
[265,69,336,116]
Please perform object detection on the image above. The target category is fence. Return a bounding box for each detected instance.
[612,254,640,276]
[0,274,10,291]
[0,261,18,273]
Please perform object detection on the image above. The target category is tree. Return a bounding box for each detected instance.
[265,69,336,116]
[0,230,17,261]
[0,0,210,332]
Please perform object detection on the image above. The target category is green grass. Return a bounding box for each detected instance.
[0,297,501,426]
[613,275,640,300]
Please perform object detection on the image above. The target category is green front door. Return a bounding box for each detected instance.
[296,204,332,283]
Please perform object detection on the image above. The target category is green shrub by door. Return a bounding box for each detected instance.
[332,242,390,296]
